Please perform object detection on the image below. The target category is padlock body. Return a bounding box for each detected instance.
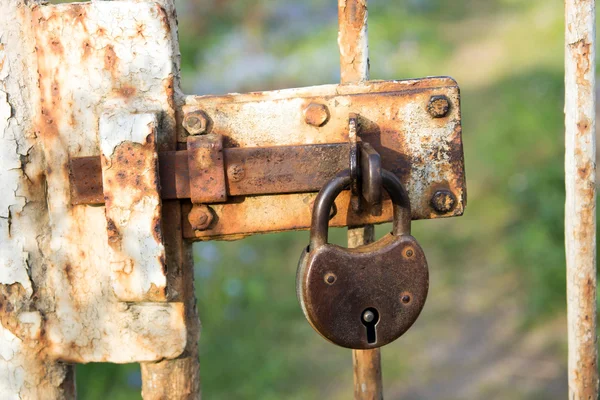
[297,233,429,349]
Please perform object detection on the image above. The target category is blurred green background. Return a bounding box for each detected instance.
[76,0,591,398]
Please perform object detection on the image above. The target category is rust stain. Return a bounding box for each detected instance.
[115,85,137,100]
[63,4,88,30]
[135,22,146,38]
[144,283,167,302]
[104,44,118,76]
[0,283,30,339]
[163,75,175,114]
[106,218,120,244]
[81,40,92,60]
[48,35,64,56]
[155,5,172,35]
[571,39,592,87]
[152,215,163,244]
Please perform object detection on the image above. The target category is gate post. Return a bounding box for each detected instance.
[338,1,384,399]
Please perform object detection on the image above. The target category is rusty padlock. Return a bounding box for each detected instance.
[296,169,429,349]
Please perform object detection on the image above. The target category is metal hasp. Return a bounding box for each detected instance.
[70,77,466,240]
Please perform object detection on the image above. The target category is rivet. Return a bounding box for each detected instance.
[430,190,457,214]
[324,273,337,285]
[303,103,330,127]
[228,164,245,182]
[427,95,450,118]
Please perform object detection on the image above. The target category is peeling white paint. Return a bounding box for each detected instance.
[31,1,184,363]
[100,111,167,302]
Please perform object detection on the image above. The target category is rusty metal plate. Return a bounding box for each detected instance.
[187,134,227,203]
[182,78,465,240]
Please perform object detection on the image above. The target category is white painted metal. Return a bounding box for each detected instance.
[565,0,598,399]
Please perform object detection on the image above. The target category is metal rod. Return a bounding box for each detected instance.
[338,1,383,399]
[565,0,598,398]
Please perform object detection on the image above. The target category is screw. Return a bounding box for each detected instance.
[430,190,457,214]
[362,310,375,323]
[324,273,337,285]
[228,164,245,182]
[188,204,214,232]
[427,95,450,118]
[183,110,210,135]
[303,103,330,127]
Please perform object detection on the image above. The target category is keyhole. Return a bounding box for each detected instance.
[361,308,380,344]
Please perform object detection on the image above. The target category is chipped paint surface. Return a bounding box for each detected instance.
[1,1,75,397]
[338,0,369,84]
[30,1,185,363]
[183,78,465,239]
[100,112,167,302]
[565,0,598,399]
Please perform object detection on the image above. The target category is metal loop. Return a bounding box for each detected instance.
[309,168,411,249]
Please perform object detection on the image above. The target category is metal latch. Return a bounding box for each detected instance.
[69,78,466,240]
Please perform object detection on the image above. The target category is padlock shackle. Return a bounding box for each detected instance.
[310,169,411,249]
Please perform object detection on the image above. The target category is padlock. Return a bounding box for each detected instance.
[297,169,429,349]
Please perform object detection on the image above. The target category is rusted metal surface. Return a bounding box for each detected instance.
[427,95,451,118]
[338,0,369,84]
[188,204,215,232]
[360,142,383,216]
[187,134,227,203]
[182,78,464,239]
[565,0,598,399]
[100,112,168,302]
[353,349,383,400]
[348,113,362,212]
[30,1,187,364]
[304,102,330,127]
[183,109,210,135]
[71,140,426,202]
[297,170,428,349]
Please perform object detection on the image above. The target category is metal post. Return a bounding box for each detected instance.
[565,0,598,399]
[338,1,383,399]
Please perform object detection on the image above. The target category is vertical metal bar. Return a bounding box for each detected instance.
[565,0,598,399]
[339,1,383,399]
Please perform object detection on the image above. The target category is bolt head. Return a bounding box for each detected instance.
[427,95,450,118]
[183,110,210,135]
[188,204,214,232]
[303,103,330,127]
[430,190,457,214]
